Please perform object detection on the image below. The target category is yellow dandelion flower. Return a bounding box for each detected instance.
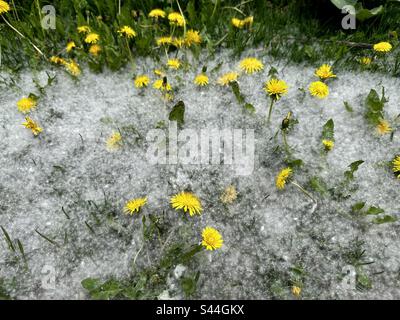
[194,73,209,86]
[134,75,150,88]
[292,286,301,297]
[89,44,101,56]
[322,139,334,151]
[106,131,122,151]
[149,8,166,19]
[373,42,392,53]
[309,81,329,99]
[315,64,336,80]
[85,33,100,44]
[118,26,136,39]
[220,185,237,204]
[170,191,202,216]
[392,155,400,178]
[265,79,288,100]
[239,57,264,74]
[50,56,66,65]
[123,197,147,215]
[17,97,37,114]
[276,167,292,190]
[77,25,91,34]
[217,71,239,86]
[376,119,392,135]
[231,18,244,28]
[360,57,372,65]
[64,60,81,76]
[66,41,76,53]
[201,227,223,251]
[168,12,185,27]
[0,0,10,15]
[22,117,42,136]
[185,29,202,46]
[156,36,173,46]
[153,78,172,91]
[167,58,181,70]
[172,37,186,48]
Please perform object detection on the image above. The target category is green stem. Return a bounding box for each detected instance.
[2,16,46,59]
[11,0,19,20]
[282,130,290,154]
[125,37,135,70]
[35,0,45,39]
[267,99,274,123]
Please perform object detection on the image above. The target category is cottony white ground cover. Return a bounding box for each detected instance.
[0,50,399,299]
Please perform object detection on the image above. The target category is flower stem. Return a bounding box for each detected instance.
[125,37,135,70]
[282,130,290,155]
[267,99,274,123]
[290,180,316,204]
[2,16,46,59]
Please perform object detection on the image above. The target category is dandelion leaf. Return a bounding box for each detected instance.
[322,119,335,141]
[169,101,185,126]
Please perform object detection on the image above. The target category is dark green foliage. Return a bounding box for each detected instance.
[1,0,399,72]
[169,101,185,126]
[321,119,335,141]
[365,87,388,126]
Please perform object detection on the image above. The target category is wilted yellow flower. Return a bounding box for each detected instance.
[292,286,301,297]
[373,42,392,53]
[309,81,329,99]
[392,155,400,178]
[242,16,253,27]
[276,167,292,190]
[170,191,202,216]
[22,117,42,136]
[322,139,334,151]
[376,119,392,135]
[220,185,238,204]
[50,56,66,65]
[118,26,136,38]
[217,71,239,86]
[164,92,174,101]
[239,57,264,74]
[167,58,181,70]
[172,37,186,48]
[265,79,288,100]
[154,69,165,77]
[231,16,253,28]
[106,131,122,151]
[0,0,10,14]
[77,25,91,34]
[315,64,336,80]
[168,12,185,27]
[85,33,100,44]
[360,57,372,65]
[201,227,223,251]
[149,8,166,19]
[194,73,209,86]
[124,197,147,215]
[17,97,37,114]
[153,78,172,91]
[156,36,173,46]
[134,75,150,88]
[89,44,101,56]
[185,29,202,46]
[66,41,76,53]
[64,60,81,76]
[231,18,244,28]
